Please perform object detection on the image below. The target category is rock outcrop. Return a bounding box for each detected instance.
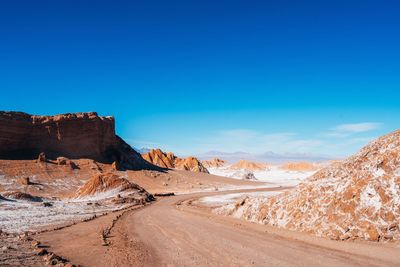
[175,157,209,173]
[17,177,32,186]
[142,149,176,169]
[202,158,226,168]
[75,173,142,198]
[241,171,257,180]
[216,130,400,241]
[142,149,209,173]
[0,111,153,170]
[229,160,267,171]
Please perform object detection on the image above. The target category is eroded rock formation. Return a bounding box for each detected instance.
[142,149,176,169]
[175,157,209,173]
[201,158,226,168]
[75,173,142,198]
[0,111,153,170]
[142,149,209,173]
[216,130,400,241]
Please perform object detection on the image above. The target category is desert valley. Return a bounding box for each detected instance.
[0,111,399,267]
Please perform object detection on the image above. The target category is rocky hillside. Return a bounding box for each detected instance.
[229,160,267,171]
[142,149,176,169]
[142,149,209,173]
[175,157,209,173]
[216,130,400,242]
[202,158,226,168]
[0,111,153,170]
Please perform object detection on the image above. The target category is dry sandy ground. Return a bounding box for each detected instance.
[36,188,400,267]
[0,159,264,199]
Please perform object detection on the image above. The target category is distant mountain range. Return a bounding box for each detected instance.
[195,151,333,163]
[135,147,333,164]
[134,147,152,154]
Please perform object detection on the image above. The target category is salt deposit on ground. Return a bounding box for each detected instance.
[0,198,129,233]
[200,191,283,206]
[208,165,317,187]
[214,130,400,242]
[0,174,146,234]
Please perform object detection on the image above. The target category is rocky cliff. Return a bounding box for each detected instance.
[142,149,209,173]
[0,111,153,170]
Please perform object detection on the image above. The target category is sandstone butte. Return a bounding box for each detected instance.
[0,111,154,170]
[201,158,226,168]
[142,149,209,173]
[217,129,400,242]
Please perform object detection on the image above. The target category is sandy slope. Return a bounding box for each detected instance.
[36,188,400,267]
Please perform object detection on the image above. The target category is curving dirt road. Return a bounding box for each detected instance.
[38,188,400,267]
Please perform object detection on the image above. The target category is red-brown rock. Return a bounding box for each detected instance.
[201,158,226,168]
[0,111,153,170]
[142,149,209,173]
[75,173,142,198]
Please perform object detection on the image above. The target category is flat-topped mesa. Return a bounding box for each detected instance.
[0,111,153,170]
[142,148,209,173]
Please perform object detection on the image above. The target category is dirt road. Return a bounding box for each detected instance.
[38,188,400,267]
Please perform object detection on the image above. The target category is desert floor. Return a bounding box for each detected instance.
[36,187,400,267]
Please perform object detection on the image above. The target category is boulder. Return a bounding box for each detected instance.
[37,152,46,162]
[18,177,32,185]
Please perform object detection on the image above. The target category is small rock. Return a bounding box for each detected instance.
[145,194,155,202]
[18,233,28,240]
[37,152,46,162]
[56,157,69,165]
[44,253,62,265]
[31,240,40,248]
[18,177,32,185]
[111,161,119,171]
[36,248,48,256]
[42,202,53,207]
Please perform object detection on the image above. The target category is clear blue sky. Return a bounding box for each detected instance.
[1,0,400,157]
